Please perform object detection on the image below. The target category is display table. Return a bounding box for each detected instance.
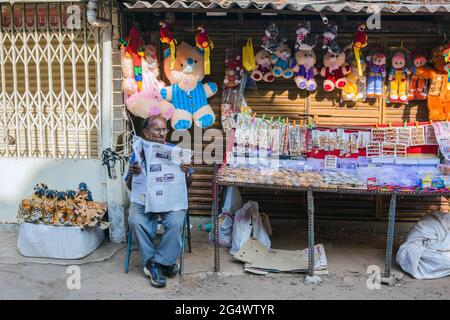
[18,222,105,259]
[211,165,450,281]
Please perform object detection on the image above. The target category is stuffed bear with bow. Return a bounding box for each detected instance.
[161,41,217,130]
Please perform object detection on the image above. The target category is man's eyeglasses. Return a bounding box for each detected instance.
[150,127,169,134]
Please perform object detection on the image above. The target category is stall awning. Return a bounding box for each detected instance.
[121,0,450,13]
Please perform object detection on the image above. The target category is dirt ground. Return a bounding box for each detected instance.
[0,219,449,300]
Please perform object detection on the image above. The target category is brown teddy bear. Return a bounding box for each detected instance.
[250,49,275,82]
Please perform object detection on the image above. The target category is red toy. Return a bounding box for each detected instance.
[196,26,214,75]
[159,21,177,70]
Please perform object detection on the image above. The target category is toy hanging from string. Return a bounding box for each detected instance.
[352,23,368,77]
[159,21,177,70]
[196,25,214,75]
[119,25,145,91]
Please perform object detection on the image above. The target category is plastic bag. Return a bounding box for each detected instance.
[242,38,256,72]
[230,201,271,256]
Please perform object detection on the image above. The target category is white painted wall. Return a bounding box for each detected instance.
[0,158,106,223]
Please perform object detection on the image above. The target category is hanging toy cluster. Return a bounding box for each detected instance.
[119,25,145,91]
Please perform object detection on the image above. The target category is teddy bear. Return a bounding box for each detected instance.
[120,29,174,120]
[320,41,351,91]
[388,52,410,103]
[366,50,387,98]
[342,58,367,101]
[427,44,450,121]
[408,50,434,101]
[250,49,275,82]
[271,42,294,78]
[322,24,338,50]
[161,41,218,130]
[291,49,318,91]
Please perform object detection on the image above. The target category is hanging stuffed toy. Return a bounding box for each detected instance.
[261,23,279,54]
[196,26,214,76]
[250,49,275,82]
[159,21,176,70]
[223,49,243,88]
[295,21,311,51]
[120,25,173,120]
[443,45,450,90]
[408,49,433,101]
[320,41,351,91]
[388,49,411,104]
[271,39,293,78]
[352,23,368,77]
[366,49,386,98]
[119,25,145,92]
[292,33,318,91]
[342,55,367,102]
[322,24,338,50]
[427,44,450,120]
[161,41,217,130]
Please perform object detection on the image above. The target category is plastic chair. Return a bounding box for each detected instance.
[124,210,192,276]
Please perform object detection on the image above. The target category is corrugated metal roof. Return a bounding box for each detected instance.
[0,0,83,3]
[121,0,450,13]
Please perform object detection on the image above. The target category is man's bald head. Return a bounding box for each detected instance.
[142,115,168,144]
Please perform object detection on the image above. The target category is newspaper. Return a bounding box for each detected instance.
[132,137,193,213]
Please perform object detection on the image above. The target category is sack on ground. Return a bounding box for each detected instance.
[230,201,271,256]
[396,212,450,279]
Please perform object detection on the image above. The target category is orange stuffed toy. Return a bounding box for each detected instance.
[427,44,450,121]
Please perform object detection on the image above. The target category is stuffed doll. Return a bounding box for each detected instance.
[342,58,367,101]
[223,51,243,88]
[295,21,311,51]
[408,50,433,101]
[250,49,275,82]
[320,41,351,91]
[161,41,218,130]
[271,41,293,78]
[292,48,318,91]
[427,44,450,120]
[388,52,410,103]
[261,23,279,54]
[366,50,386,98]
[42,189,56,224]
[121,43,174,120]
[30,187,45,223]
[322,24,338,50]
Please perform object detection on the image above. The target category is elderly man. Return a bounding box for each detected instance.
[125,115,192,288]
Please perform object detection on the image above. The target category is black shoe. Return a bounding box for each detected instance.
[143,260,167,288]
[157,262,180,278]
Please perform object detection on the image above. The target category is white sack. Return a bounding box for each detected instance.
[396,212,450,279]
[230,201,271,256]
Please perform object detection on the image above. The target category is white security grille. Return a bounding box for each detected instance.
[0,2,102,159]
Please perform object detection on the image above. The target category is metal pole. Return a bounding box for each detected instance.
[213,165,220,272]
[384,193,397,278]
[307,189,315,277]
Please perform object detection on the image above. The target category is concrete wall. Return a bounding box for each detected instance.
[0,158,106,223]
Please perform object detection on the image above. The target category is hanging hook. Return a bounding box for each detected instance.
[319,12,328,25]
